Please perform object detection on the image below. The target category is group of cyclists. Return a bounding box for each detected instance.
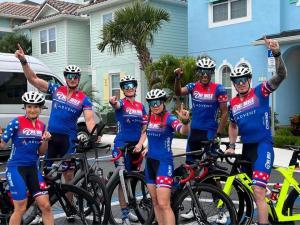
[0,36,287,225]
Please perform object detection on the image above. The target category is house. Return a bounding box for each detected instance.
[16,0,187,105]
[188,0,300,125]
[0,1,39,38]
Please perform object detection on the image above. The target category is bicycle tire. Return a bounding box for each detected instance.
[107,171,154,225]
[279,187,299,225]
[201,173,254,225]
[74,174,110,224]
[172,183,238,225]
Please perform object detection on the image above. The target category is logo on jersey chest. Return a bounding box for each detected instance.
[232,97,255,114]
[193,91,214,101]
[22,128,42,136]
[56,92,81,106]
[125,107,142,116]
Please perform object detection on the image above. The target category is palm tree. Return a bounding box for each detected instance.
[97,0,170,71]
[0,33,32,54]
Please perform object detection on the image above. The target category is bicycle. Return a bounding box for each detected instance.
[202,144,300,224]
[0,161,103,225]
[107,143,153,225]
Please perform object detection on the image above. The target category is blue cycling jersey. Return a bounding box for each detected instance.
[186,82,228,131]
[114,98,148,144]
[229,82,273,143]
[2,116,45,167]
[47,83,92,138]
[146,112,182,160]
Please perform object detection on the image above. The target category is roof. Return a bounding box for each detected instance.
[0,2,39,19]
[20,0,40,6]
[253,29,300,45]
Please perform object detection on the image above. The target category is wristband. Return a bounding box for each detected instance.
[19,58,28,65]
[228,143,235,149]
[272,51,281,57]
[181,119,190,125]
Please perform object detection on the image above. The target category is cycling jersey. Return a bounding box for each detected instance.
[114,98,148,144]
[2,116,45,167]
[146,112,182,160]
[186,81,228,131]
[47,83,92,139]
[229,82,273,143]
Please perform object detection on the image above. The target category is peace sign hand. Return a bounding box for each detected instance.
[15,43,26,61]
[264,36,280,54]
[176,103,190,121]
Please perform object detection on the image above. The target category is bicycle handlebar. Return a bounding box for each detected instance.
[112,145,145,165]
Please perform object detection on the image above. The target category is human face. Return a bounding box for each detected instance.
[197,69,214,85]
[149,99,164,114]
[65,73,80,89]
[25,104,41,120]
[122,82,136,97]
[232,77,251,95]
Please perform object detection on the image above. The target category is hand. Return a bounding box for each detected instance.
[225,148,235,154]
[141,147,148,157]
[41,131,51,142]
[264,36,280,54]
[15,43,26,61]
[109,96,118,105]
[176,103,190,120]
[0,126,3,137]
[134,144,142,153]
[174,68,183,79]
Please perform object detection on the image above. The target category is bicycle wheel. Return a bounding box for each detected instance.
[201,173,254,225]
[107,171,154,225]
[50,183,102,225]
[280,187,299,225]
[172,183,238,225]
[74,174,110,224]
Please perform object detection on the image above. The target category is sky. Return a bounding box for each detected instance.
[0,0,76,3]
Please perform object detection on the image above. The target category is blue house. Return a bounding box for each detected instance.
[188,0,300,125]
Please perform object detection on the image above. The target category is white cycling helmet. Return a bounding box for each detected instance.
[22,91,45,106]
[230,66,252,79]
[120,75,137,88]
[64,65,81,75]
[196,57,216,70]
[146,89,167,101]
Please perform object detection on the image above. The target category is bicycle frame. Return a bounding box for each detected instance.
[222,165,300,222]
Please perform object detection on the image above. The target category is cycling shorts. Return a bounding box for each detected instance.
[6,166,48,201]
[242,142,274,188]
[145,158,173,189]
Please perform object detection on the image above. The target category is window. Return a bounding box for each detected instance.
[37,74,63,100]
[40,27,56,54]
[209,0,251,27]
[110,73,120,99]
[221,66,232,100]
[0,72,27,104]
[102,12,113,26]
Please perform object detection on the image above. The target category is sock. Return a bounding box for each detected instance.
[121,208,129,220]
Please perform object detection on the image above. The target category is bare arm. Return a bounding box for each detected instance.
[228,122,238,144]
[179,123,190,136]
[217,102,228,135]
[83,110,96,133]
[15,44,48,92]
[38,140,49,155]
[134,126,147,153]
[174,68,189,96]
[0,140,6,149]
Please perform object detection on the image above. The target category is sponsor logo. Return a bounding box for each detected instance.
[193,91,214,100]
[56,92,81,106]
[265,151,271,170]
[232,97,255,113]
[168,165,172,176]
[125,108,142,116]
[23,128,42,136]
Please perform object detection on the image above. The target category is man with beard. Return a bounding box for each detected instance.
[15,44,96,203]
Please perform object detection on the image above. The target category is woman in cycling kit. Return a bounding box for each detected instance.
[0,92,54,225]
[144,89,190,225]
[109,75,148,225]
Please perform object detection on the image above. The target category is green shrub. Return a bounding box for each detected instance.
[274,134,300,148]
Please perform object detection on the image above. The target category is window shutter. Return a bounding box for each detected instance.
[103,73,109,102]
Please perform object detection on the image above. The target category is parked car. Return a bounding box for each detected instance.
[0,53,101,158]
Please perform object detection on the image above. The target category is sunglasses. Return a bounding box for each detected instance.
[122,82,136,90]
[197,69,214,76]
[232,77,249,84]
[65,73,80,79]
[148,99,163,107]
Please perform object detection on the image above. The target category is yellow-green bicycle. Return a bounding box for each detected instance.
[201,145,300,225]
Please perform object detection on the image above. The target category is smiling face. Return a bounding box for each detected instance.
[232,76,251,95]
[197,69,214,85]
[149,99,164,114]
[64,73,80,89]
[25,104,42,120]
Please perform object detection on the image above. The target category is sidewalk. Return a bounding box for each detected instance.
[102,134,294,168]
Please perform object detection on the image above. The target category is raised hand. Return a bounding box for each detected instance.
[41,130,51,142]
[174,68,183,79]
[109,96,118,105]
[176,103,190,121]
[15,43,26,60]
[264,36,280,54]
